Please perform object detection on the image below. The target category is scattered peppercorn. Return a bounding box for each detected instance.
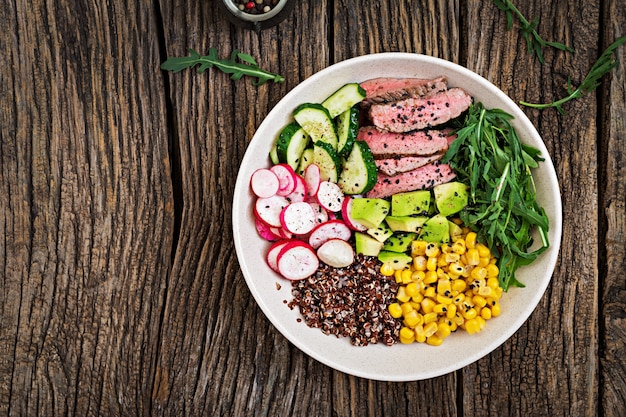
[233,0,280,14]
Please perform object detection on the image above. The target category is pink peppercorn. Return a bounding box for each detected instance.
[245,1,255,9]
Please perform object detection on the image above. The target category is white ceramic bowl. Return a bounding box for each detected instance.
[232,53,562,381]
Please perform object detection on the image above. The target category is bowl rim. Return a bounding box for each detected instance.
[232,52,563,381]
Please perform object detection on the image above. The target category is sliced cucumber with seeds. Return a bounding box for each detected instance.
[293,103,338,150]
[297,148,315,176]
[335,105,359,158]
[313,141,340,183]
[276,122,310,170]
[321,83,366,119]
[338,140,378,195]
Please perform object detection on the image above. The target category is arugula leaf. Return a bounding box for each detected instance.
[443,103,550,290]
[161,48,284,85]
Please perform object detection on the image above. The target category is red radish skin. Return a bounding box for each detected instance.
[304,164,321,199]
[280,202,317,235]
[341,196,368,232]
[255,217,282,241]
[250,168,280,198]
[316,181,345,212]
[285,175,307,203]
[308,219,352,249]
[316,238,355,268]
[266,240,291,272]
[276,241,319,280]
[255,195,290,227]
[271,163,298,196]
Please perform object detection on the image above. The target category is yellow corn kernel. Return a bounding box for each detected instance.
[478,256,491,267]
[466,248,480,266]
[400,327,416,344]
[448,262,464,276]
[490,257,498,264]
[451,279,467,293]
[494,286,503,299]
[441,243,452,254]
[410,300,421,310]
[465,231,477,249]
[424,270,438,284]
[412,270,426,282]
[380,262,395,276]
[424,286,436,299]
[433,303,448,314]
[453,293,465,305]
[426,256,438,271]
[405,282,419,297]
[486,276,500,289]
[446,304,457,319]
[436,269,449,282]
[413,255,427,271]
[425,243,440,258]
[421,297,437,314]
[396,286,410,303]
[411,293,424,304]
[401,269,413,284]
[462,307,478,320]
[437,255,449,267]
[476,243,491,258]
[477,316,486,330]
[478,285,495,297]
[404,310,422,328]
[394,269,403,283]
[437,279,451,295]
[480,307,492,320]
[436,294,453,305]
[470,266,488,280]
[414,325,427,343]
[411,240,428,256]
[472,295,487,309]
[444,252,460,263]
[426,334,444,346]
[388,302,403,318]
[424,321,438,337]
[400,302,414,316]
[449,321,458,332]
[491,301,501,317]
[464,318,481,335]
[486,264,499,278]
[452,312,465,326]
[436,322,452,339]
[452,240,466,254]
[423,312,439,324]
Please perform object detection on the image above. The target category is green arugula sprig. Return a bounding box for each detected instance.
[443,103,550,291]
[493,0,574,64]
[520,35,626,113]
[161,48,284,85]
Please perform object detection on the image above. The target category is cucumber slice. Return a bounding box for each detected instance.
[338,141,378,195]
[335,105,359,158]
[269,144,280,165]
[321,83,366,119]
[313,141,340,183]
[297,148,315,176]
[293,103,338,150]
[276,122,310,170]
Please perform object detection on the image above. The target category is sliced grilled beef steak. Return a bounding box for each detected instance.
[357,127,450,157]
[360,76,448,107]
[375,152,445,176]
[366,162,456,198]
[368,87,472,133]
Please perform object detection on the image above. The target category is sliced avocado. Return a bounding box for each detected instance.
[382,232,417,253]
[391,190,431,217]
[418,214,450,244]
[355,232,384,256]
[448,220,463,240]
[434,181,469,216]
[367,221,393,243]
[377,251,413,270]
[350,198,391,229]
[384,215,428,233]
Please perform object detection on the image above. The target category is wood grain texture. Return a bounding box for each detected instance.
[600,0,626,416]
[463,1,600,416]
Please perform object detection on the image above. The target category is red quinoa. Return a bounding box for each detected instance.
[288,254,401,346]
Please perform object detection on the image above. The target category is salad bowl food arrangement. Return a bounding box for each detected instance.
[232,53,562,381]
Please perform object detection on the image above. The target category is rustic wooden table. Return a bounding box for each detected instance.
[2,0,625,416]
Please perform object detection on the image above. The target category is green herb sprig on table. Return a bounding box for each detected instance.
[443,103,550,291]
[161,48,284,85]
[520,35,626,113]
[493,0,575,64]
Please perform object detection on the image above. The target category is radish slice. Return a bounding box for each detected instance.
[280,202,317,235]
[250,168,280,198]
[255,217,282,241]
[308,202,329,225]
[308,219,352,249]
[271,163,297,196]
[317,239,355,268]
[341,196,368,232]
[285,175,307,203]
[276,241,319,280]
[316,181,345,212]
[255,195,290,227]
[266,240,291,272]
[271,226,294,240]
[304,164,321,199]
